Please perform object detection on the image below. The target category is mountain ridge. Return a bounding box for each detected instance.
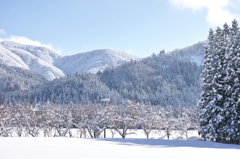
[0,40,206,107]
[168,41,207,66]
[0,41,140,80]
[55,48,140,75]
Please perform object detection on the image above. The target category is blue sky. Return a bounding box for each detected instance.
[0,0,239,57]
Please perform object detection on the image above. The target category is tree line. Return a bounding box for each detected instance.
[0,101,199,139]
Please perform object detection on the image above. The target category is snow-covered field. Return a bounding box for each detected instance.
[1,129,239,159]
[68,129,200,139]
[1,137,239,159]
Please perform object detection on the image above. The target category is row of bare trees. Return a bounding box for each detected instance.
[0,100,200,138]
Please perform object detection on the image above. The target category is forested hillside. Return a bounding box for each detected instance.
[0,64,47,93]
[1,49,203,107]
[4,73,122,105]
[100,52,203,106]
[169,41,206,66]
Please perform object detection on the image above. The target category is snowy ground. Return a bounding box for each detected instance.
[7,128,199,139]
[70,129,200,139]
[1,137,239,159]
[1,129,240,159]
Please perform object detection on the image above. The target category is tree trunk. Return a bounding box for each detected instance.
[167,128,170,139]
[104,128,106,138]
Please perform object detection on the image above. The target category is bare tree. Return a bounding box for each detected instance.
[0,105,13,137]
[80,104,111,138]
[138,103,157,138]
[14,103,45,137]
[157,107,177,139]
[111,100,140,138]
[46,104,72,137]
[72,104,87,138]
[176,107,194,139]
[101,98,110,138]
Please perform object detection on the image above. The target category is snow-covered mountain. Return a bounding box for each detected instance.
[0,41,65,80]
[55,49,140,75]
[169,41,207,66]
[0,41,140,80]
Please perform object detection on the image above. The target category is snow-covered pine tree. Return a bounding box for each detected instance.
[199,25,229,142]
[200,20,240,144]
[213,23,230,142]
[222,20,240,144]
[199,28,217,140]
[210,26,229,142]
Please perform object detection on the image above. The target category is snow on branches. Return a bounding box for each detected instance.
[0,101,199,139]
[199,19,240,144]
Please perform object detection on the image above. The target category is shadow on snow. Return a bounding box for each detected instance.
[93,138,240,149]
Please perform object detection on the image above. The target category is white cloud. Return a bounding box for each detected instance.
[169,0,240,26]
[0,29,6,35]
[0,28,62,54]
[3,36,62,54]
[6,36,46,47]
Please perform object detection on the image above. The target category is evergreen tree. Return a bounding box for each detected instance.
[200,20,240,144]
[199,28,217,140]
[222,20,240,144]
[211,26,229,142]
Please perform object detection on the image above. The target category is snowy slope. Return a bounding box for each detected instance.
[0,41,65,80]
[1,41,62,64]
[0,44,29,69]
[55,49,140,75]
[169,41,207,66]
[0,41,140,80]
[0,138,239,159]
